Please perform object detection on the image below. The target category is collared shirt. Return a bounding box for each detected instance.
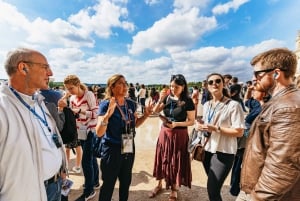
[20,92,62,180]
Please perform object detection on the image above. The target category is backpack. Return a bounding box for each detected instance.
[61,107,78,144]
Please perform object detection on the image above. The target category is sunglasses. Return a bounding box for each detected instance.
[253,68,275,79]
[170,74,186,84]
[208,78,222,85]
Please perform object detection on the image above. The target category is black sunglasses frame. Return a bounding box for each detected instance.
[208,78,222,85]
[253,68,276,79]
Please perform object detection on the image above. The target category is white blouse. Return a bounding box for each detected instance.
[202,99,245,154]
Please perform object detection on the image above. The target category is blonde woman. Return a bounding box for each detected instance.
[61,75,99,201]
[96,74,153,201]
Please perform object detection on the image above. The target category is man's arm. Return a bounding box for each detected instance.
[251,108,300,200]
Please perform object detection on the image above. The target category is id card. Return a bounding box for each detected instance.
[78,125,88,140]
[121,133,133,154]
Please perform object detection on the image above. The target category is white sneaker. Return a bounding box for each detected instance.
[72,166,81,174]
[75,191,96,201]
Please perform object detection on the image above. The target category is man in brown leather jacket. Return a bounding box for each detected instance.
[237,48,300,201]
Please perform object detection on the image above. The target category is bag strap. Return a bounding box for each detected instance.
[202,135,210,148]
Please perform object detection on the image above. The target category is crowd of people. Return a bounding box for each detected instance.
[0,47,300,201]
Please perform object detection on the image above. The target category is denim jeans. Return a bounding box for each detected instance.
[45,177,62,201]
[140,98,145,113]
[81,131,99,195]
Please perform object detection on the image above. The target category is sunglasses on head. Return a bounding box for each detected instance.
[208,78,222,85]
[171,74,185,82]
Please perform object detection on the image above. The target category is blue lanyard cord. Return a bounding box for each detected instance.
[170,101,173,116]
[9,86,52,133]
[207,96,224,123]
[169,99,176,120]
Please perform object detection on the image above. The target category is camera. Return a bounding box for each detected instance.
[52,133,62,148]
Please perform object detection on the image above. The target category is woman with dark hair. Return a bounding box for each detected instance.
[149,74,195,201]
[195,73,244,201]
[128,83,136,101]
[150,87,159,103]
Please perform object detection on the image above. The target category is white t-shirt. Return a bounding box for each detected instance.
[33,101,62,180]
[138,88,146,98]
[202,99,245,154]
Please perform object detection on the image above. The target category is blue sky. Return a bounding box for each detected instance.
[0,0,299,84]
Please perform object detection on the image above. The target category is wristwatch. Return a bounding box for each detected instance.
[216,126,221,133]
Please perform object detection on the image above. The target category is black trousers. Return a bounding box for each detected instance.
[98,142,135,201]
[203,151,235,201]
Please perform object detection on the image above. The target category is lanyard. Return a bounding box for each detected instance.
[169,98,176,120]
[207,96,224,123]
[116,100,131,132]
[170,101,173,115]
[9,86,52,133]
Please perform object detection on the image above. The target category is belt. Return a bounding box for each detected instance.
[44,172,60,185]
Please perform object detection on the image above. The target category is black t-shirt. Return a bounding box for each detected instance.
[162,95,195,122]
[128,87,136,100]
[230,84,241,101]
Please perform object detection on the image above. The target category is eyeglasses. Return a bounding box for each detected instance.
[208,78,222,85]
[23,61,51,71]
[253,68,275,79]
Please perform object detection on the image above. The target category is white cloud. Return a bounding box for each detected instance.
[45,39,285,85]
[169,39,285,82]
[0,0,297,85]
[129,8,217,55]
[68,0,134,39]
[27,18,94,48]
[212,0,250,15]
[145,0,161,6]
[173,0,209,13]
[0,0,134,49]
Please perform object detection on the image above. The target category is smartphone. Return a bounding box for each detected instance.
[158,114,172,124]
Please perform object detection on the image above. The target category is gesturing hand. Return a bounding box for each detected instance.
[106,97,117,118]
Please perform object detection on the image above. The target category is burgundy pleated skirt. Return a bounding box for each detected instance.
[152,125,192,189]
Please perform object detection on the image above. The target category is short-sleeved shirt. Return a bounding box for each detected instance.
[162,95,195,124]
[230,84,242,101]
[98,99,136,144]
[40,89,62,107]
[203,100,245,154]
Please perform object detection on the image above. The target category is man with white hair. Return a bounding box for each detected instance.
[0,48,66,201]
